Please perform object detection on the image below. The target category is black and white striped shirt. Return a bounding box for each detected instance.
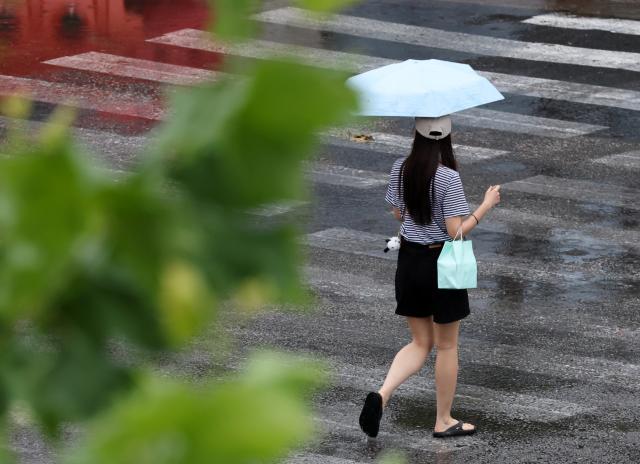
[385,158,470,244]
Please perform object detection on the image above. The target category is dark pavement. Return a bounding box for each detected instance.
[0,1,639,463]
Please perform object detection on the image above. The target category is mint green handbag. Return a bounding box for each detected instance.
[437,229,477,289]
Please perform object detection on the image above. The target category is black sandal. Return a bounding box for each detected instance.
[359,392,383,437]
[432,420,476,438]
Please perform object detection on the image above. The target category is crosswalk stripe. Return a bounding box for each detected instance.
[304,227,637,284]
[145,32,610,139]
[455,107,605,138]
[147,28,386,70]
[332,361,590,421]
[250,200,308,217]
[242,301,640,392]
[0,74,165,120]
[234,314,613,413]
[254,7,640,73]
[330,107,608,141]
[502,175,640,211]
[50,52,605,139]
[0,117,373,207]
[148,29,640,112]
[445,0,640,18]
[285,453,361,464]
[522,13,640,36]
[325,129,510,161]
[478,71,640,112]
[0,115,148,171]
[306,162,388,188]
[471,204,640,251]
[592,150,640,170]
[304,265,640,345]
[44,52,221,85]
[369,324,640,392]
[198,348,483,451]
[232,320,591,424]
[3,115,633,250]
[313,406,481,451]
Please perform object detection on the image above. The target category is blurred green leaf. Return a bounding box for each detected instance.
[294,0,360,13]
[244,350,328,397]
[158,260,214,346]
[28,333,133,434]
[198,217,308,306]
[0,0,362,460]
[161,61,356,209]
[0,132,93,321]
[0,95,31,120]
[0,378,6,419]
[67,352,326,464]
[377,451,407,464]
[210,0,260,41]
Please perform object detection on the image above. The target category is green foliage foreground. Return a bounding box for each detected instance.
[0,1,405,463]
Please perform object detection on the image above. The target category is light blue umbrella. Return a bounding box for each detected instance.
[346,59,504,117]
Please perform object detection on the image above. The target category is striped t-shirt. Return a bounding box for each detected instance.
[385,158,470,244]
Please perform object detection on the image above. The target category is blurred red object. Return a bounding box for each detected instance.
[0,0,210,75]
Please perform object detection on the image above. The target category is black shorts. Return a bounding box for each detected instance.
[395,237,470,324]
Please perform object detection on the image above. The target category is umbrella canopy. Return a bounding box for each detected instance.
[346,59,504,117]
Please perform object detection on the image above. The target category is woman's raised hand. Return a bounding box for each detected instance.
[483,185,501,208]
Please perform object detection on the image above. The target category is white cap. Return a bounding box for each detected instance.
[415,116,452,140]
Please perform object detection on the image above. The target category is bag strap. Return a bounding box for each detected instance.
[453,227,464,241]
[397,206,405,238]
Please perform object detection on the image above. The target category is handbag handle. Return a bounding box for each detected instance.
[453,227,464,241]
[396,206,406,239]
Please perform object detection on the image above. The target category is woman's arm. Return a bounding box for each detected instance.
[445,185,500,238]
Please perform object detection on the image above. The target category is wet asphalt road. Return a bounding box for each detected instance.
[1,0,640,463]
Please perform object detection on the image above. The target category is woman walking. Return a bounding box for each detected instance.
[359,115,501,439]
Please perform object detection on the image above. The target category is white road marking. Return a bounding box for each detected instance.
[241,303,640,392]
[523,13,640,35]
[478,71,640,112]
[285,453,362,464]
[148,28,384,70]
[234,319,598,417]
[444,0,639,15]
[457,107,606,138]
[254,7,640,73]
[304,227,637,283]
[0,115,148,168]
[0,74,165,120]
[196,348,483,452]
[470,203,640,251]
[502,175,640,210]
[304,265,640,345]
[332,361,591,421]
[312,407,481,452]
[44,52,221,85]
[324,129,509,162]
[307,163,389,188]
[148,28,640,111]
[593,150,640,170]
[250,200,308,217]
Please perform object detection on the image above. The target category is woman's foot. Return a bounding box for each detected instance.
[433,418,476,438]
[359,392,383,437]
[377,390,389,409]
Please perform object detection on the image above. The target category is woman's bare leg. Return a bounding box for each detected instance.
[433,320,474,432]
[378,316,434,408]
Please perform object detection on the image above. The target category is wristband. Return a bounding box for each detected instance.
[471,213,479,225]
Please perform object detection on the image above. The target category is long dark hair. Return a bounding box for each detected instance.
[399,131,458,225]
